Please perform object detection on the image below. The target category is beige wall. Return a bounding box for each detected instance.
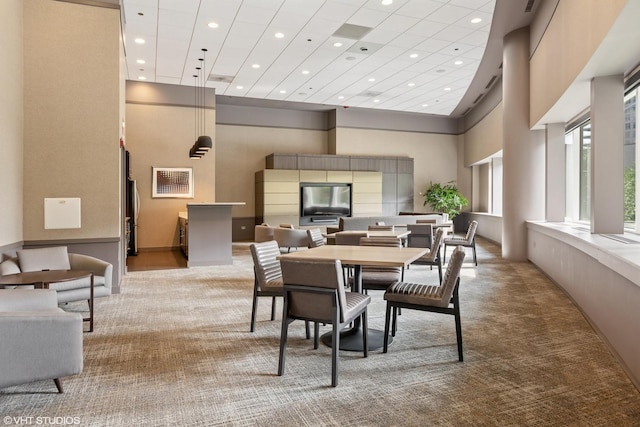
[215,124,328,219]
[334,127,459,211]
[0,0,23,247]
[126,104,216,250]
[530,0,626,126]
[22,0,121,241]
[464,102,503,166]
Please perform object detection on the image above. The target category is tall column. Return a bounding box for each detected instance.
[546,123,566,222]
[502,27,545,260]
[591,75,624,234]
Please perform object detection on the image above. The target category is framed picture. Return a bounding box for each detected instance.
[152,167,194,198]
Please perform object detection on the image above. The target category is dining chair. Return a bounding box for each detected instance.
[358,236,404,294]
[443,220,478,266]
[407,225,444,283]
[249,241,310,337]
[334,231,368,246]
[279,258,371,387]
[368,224,394,231]
[383,246,466,361]
[306,228,325,248]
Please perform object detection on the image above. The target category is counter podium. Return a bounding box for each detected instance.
[185,202,245,267]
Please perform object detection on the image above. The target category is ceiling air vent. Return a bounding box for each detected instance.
[208,74,235,83]
[525,0,535,13]
[357,91,382,98]
[332,23,373,40]
[485,75,497,89]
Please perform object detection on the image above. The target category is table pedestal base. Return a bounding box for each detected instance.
[320,328,393,351]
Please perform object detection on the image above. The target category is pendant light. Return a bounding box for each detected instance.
[189,48,212,158]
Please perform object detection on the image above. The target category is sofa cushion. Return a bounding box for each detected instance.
[17,247,71,272]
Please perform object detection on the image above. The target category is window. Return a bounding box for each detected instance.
[624,85,638,229]
[565,121,591,222]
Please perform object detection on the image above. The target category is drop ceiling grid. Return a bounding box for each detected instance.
[122,0,496,116]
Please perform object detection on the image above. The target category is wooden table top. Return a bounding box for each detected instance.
[278,245,427,268]
[0,269,93,286]
[325,229,411,239]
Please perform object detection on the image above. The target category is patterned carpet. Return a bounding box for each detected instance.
[1,239,639,426]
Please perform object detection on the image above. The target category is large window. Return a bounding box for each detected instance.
[565,121,591,222]
[624,85,638,229]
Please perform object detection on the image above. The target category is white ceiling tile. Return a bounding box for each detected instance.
[427,4,475,24]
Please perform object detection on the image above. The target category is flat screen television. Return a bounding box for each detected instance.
[299,183,351,225]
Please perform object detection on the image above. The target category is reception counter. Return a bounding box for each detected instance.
[183,202,245,267]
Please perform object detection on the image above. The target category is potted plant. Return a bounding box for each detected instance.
[422,181,469,219]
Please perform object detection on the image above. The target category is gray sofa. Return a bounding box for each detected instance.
[328,214,445,233]
[0,289,83,392]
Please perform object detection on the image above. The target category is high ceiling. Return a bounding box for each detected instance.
[119,0,526,117]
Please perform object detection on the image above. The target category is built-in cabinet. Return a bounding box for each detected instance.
[256,153,414,226]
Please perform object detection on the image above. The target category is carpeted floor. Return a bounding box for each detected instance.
[1,239,639,426]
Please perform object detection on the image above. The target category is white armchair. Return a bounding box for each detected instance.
[0,289,83,392]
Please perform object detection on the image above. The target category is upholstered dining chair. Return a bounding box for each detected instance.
[279,258,371,387]
[368,224,394,231]
[443,220,478,266]
[383,246,466,361]
[334,231,368,246]
[358,236,404,294]
[407,226,445,283]
[249,241,310,337]
[306,228,325,248]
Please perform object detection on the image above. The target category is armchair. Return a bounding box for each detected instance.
[0,289,83,393]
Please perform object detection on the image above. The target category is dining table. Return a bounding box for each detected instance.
[278,244,428,351]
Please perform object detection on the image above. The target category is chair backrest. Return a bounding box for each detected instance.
[368,225,394,231]
[307,228,325,248]
[279,223,295,229]
[434,246,465,307]
[406,223,433,249]
[334,231,368,246]
[464,220,478,243]
[249,241,282,290]
[254,224,274,243]
[280,258,348,323]
[359,237,403,275]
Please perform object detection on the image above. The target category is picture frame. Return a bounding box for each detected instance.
[152,167,194,198]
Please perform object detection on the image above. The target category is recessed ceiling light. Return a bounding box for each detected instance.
[381,0,393,5]
[333,42,343,47]
[134,38,145,44]
[252,64,260,69]
[302,70,310,75]
[374,99,380,103]
[279,90,286,94]
[444,87,451,91]
[422,104,428,107]
[138,76,146,80]
[136,59,145,64]
[408,82,415,87]
[368,78,375,82]
[208,22,219,28]
[471,18,482,24]
[338,96,344,99]
[236,85,244,89]
[454,60,463,65]
[409,53,418,59]
[275,32,284,38]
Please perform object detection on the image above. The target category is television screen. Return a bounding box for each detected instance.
[300,184,351,223]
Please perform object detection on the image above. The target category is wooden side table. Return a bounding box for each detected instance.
[0,270,95,332]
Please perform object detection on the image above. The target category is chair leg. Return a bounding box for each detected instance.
[472,241,478,266]
[331,309,340,387]
[314,322,320,349]
[437,260,443,283]
[383,303,392,353]
[54,378,63,393]
[391,306,398,337]
[362,309,368,358]
[278,300,290,376]
[270,296,277,321]
[453,290,463,362]
[443,244,447,263]
[305,320,311,339]
[250,284,259,332]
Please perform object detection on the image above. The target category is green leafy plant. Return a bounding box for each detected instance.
[624,165,635,223]
[422,181,469,219]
